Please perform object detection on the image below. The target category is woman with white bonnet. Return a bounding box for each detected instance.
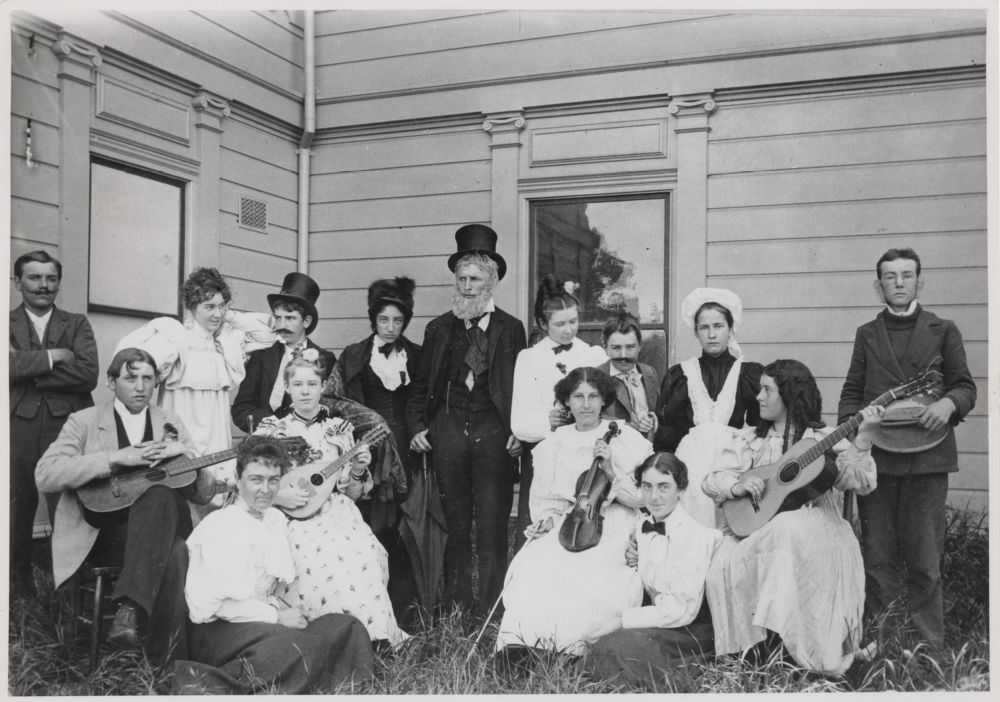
[653,288,762,528]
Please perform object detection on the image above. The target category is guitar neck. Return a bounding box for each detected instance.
[313,428,386,480]
[153,448,237,478]
[794,392,896,467]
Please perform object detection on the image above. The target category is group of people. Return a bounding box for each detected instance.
[9,226,975,691]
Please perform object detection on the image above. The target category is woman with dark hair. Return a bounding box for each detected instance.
[115,267,274,499]
[703,359,884,675]
[654,288,763,528]
[325,277,421,626]
[496,366,652,655]
[585,453,722,688]
[510,274,608,546]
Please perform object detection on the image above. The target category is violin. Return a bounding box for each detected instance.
[559,422,620,553]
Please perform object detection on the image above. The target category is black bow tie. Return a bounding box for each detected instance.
[641,520,666,536]
[552,343,573,354]
[377,342,397,357]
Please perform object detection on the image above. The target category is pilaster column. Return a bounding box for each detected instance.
[482,111,526,314]
[668,93,716,360]
[52,33,102,313]
[190,91,231,271]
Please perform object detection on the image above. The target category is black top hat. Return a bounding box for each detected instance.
[447,224,507,280]
[267,272,320,335]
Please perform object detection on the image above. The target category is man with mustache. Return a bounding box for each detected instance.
[231,272,335,433]
[9,250,99,601]
[597,311,660,442]
[405,225,526,616]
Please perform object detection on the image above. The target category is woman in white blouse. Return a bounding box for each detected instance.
[703,359,884,675]
[496,366,652,656]
[176,435,374,694]
[585,452,722,689]
[510,274,607,547]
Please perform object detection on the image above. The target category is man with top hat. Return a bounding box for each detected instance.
[231,272,336,433]
[405,224,527,617]
[837,247,976,653]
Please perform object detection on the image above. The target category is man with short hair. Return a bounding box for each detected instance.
[597,311,659,442]
[10,250,99,600]
[406,224,526,616]
[837,247,977,651]
[231,272,336,432]
[36,347,216,665]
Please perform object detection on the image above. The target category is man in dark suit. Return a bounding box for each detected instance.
[406,225,526,616]
[231,272,336,432]
[9,250,99,600]
[838,247,976,651]
[597,311,659,443]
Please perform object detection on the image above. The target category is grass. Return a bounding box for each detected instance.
[8,506,991,694]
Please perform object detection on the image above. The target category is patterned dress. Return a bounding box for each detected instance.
[254,410,408,647]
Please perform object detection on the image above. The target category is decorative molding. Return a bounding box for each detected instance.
[531,119,666,166]
[90,128,201,178]
[192,92,232,118]
[524,94,671,120]
[11,12,62,43]
[96,75,192,146]
[482,115,526,133]
[668,98,716,115]
[314,113,484,144]
[52,38,103,68]
[519,169,677,194]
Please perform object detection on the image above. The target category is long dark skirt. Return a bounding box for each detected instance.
[172,613,374,694]
[584,599,715,690]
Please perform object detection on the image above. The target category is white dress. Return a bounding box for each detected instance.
[254,411,408,647]
[510,337,609,443]
[673,355,744,529]
[496,420,653,654]
[115,312,274,490]
[702,426,877,675]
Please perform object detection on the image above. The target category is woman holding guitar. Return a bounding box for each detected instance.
[702,359,884,675]
[495,367,652,656]
[253,353,408,649]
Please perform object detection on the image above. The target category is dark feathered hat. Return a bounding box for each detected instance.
[367,276,416,329]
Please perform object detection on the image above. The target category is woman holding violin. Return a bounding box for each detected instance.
[496,367,653,656]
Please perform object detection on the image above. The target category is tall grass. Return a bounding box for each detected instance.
[8,506,990,695]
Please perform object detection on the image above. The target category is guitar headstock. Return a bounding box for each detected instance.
[359,424,391,446]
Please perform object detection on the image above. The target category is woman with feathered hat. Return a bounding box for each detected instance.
[326,276,421,627]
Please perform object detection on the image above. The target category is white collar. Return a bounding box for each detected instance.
[885,300,919,317]
[465,300,495,331]
[113,399,149,444]
[609,363,639,377]
[24,307,53,323]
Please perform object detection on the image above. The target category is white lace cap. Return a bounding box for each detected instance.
[680,287,744,357]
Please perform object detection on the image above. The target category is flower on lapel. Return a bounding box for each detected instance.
[302,348,319,363]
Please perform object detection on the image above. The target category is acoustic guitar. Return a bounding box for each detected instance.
[722,369,940,537]
[78,436,308,513]
[278,425,390,520]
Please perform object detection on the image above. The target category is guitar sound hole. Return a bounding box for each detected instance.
[778,462,800,484]
[310,474,324,487]
[147,469,167,483]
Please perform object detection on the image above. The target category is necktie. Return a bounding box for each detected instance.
[552,343,573,354]
[464,315,489,390]
[378,341,396,357]
[641,520,666,536]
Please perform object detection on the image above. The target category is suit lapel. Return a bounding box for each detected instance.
[10,305,32,350]
[262,341,285,389]
[867,314,908,383]
[486,310,502,369]
[898,308,934,373]
[641,364,658,410]
[96,404,120,453]
[44,307,68,347]
[149,405,168,441]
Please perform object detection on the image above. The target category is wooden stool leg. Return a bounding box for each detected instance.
[89,573,105,673]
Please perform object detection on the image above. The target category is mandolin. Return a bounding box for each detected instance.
[278,425,390,520]
[78,436,308,513]
[722,369,940,537]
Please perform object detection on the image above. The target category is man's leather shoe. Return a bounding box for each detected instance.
[108,602,141,650]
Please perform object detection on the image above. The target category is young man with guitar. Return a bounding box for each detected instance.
[35,347,218,666]
[837,248,977,652]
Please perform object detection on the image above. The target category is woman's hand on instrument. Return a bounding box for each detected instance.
[594,439,614,477]
[625,530,638,568]
[731,476,765,502]
[352,443,372,469]
[410,429,432,453]
[854,404,886,446]
[549,406,573,431]
[917,397,957,432]
[524,515,554,541]
[273,484,310,509]
[276,607,308,629]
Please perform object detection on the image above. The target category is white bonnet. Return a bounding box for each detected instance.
[680,288,743,330]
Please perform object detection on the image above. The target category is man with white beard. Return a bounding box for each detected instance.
[406,225,526,618]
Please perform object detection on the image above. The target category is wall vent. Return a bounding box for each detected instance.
[238,196,268,232]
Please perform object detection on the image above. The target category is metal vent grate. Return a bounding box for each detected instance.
[239,196,267,232]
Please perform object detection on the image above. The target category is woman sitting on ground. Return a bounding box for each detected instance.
[703,359,884,675]
[254,352,408,649]
[496,366,652,656]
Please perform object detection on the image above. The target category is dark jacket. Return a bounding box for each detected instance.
[405,308,526,437]
[597,360,660,439]
[9,304,98,420]
[336,334,422,406]
[230,339,336,432]
[837,306,976,475]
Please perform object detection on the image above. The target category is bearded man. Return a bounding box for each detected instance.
[405,225,526,616]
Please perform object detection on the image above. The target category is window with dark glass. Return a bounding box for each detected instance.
[88,157,185,318]
[529,193,669,376]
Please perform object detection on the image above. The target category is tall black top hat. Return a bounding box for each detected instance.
[267,272,320,335]
[447,224,507,280]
